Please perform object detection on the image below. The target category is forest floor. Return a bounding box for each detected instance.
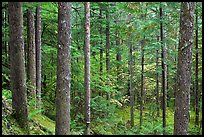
[2,96,202,135]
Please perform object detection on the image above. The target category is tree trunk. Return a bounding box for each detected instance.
[156,35,160,117]
[99,4,103,97]
[127,13,134,127]
[55,2,72,135]
[35,6,42,112]
[194,2,199,132]
[106,3,110,100]
[27,9,36,109]
[160,3,167,134]
[84,2,91,135]
[8,2,29,132]
[140,38,145,128]
[174,2,194,135]
[115,12,121,91]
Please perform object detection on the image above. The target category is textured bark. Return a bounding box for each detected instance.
[84,2,91,135]
[160,3,167,134]
[156,35,160,117]
[194,2,199,130]
[35,6,42,111]
[8,2,28,132]
[27,9,36,108]
[55,2,72,135]
[106,3,110,100]
[174,2,194,135]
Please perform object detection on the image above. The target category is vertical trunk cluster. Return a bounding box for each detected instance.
[8,2,28,131]
[84,2,91,135]
[35,6,42,111]
[56,2,72,135]
[174,2,194,135]
[27,9,36,108]
[160,3,167,134]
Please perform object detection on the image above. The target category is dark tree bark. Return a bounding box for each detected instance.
[27,9,36,109]
[8,2,28,132]
[55,2,72,135]
[35,6,42,111]
[194,2,200,131]
[174,2,194,135]
[156,35,160,117]
[160,3,167,134]
[140,38,145,128]
[106,3,110,100]
[84,2,91,135]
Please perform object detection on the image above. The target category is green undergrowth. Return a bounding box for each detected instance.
[2,91,202,135]
[91,104,202,135]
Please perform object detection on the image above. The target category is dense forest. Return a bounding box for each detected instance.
[2,2,202,135]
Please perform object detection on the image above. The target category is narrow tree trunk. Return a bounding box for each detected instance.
[194,2,200,133]
[174,2,194,135]
[160,3,167,134]
[8,2,29,132]
[84,2,91,135]
[106,3,110,100]
[27,9,36,109]
[140,38,145,128]
[127,13,134,127]
[156,35,160,117]
[35,6,42,111]
[99,4,103,97]
[115,13,121,91]
[55,2,72,135]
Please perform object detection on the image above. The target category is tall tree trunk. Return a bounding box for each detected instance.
[115,11,121,91]
[160,3,167,134]
[127,13,134,127]
[106,3,110,100]
[140,38,145,128]
[27,9,36,109]
[8,2,29,132]
[99,4,103,97]
[55,2,72,135]
[156,35,160,117]
[35,6,42,111]
[174,2,194,135]
[84,2,91,135]
[194,2,200,133]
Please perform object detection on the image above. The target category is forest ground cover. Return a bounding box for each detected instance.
[2,90,202,135]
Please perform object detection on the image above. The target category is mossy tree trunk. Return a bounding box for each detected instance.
[55,2,72,135]
[174,2,194,135]
[8,2,29,132]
